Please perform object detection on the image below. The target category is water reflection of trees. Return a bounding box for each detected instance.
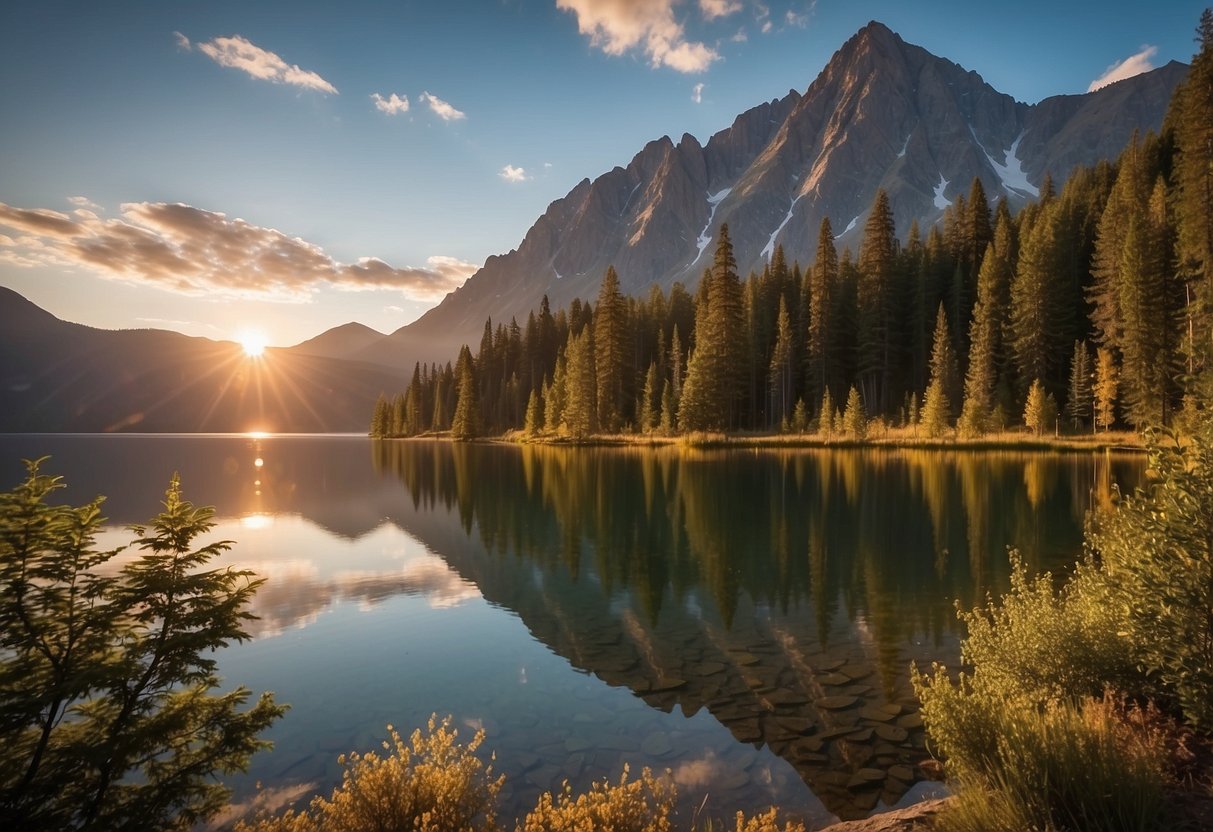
[370,442,1140,820]
[374,442,1136,642]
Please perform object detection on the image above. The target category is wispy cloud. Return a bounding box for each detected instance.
[1088,45,1157,92]
[698,0,742,20]
[499,164,529,182]
[419,91,466,121]
[556,0,719,73]
[691,82,705,104]
[67,196,99,210]
[184,33,338,94]
[370,92,410,115]
[785,9,808,28]
[730,27,748,43]
[0,200,476,302]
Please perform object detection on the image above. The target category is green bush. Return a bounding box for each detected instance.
[0,460,283,830]
[238,716,503,832]
[519,765,673,832]
[1088,423,1213,730]
[948,553,1140,705]
[932,695,1170,832]
[916,414,1213,830]
[241,718,811,832]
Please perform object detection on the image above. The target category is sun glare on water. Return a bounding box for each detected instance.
[238,331,269,357]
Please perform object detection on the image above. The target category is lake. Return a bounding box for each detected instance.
[0,435,1143,828]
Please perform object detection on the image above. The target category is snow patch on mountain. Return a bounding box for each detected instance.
[693,187,733,265]
[933,174,951,209]
[972,128,1039,198]
[762,196,802,261]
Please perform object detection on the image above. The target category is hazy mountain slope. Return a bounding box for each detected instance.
[288,322,387,362]
[0,287,406,432]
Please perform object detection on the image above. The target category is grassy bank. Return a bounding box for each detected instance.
[388,427,1144,453]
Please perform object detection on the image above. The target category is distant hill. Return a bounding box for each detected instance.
[304,21,1184,372]
[288,321,386,362]
[0,287,406,432]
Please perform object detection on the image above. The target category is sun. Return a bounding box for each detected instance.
[238,331,268,358]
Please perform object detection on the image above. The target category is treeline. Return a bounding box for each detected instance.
[372,25,1212,440]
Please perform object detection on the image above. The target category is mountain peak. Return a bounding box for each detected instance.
[382,26,1185,371]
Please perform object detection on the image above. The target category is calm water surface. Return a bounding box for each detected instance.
[0,435,1142,828]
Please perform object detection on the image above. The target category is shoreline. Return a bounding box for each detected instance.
[377,430,1146,454]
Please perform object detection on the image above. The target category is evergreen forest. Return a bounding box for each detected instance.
[372,18,1213,445]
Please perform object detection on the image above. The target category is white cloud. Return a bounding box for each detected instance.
[189,34,338,94]
[731,27,748,42]
[499,164,529,182]
[761,20,773,34]
[67,196,99,209]
[1088,45,1157,92]
[173,31,191,50]
[419,91,466,121]
[543,161,553,168]
[0,199,476,302]
[698,0,742,20]
[785,9,808,27]
[556,0,719,73]
[691,82,705,104]
[370,92,410,115]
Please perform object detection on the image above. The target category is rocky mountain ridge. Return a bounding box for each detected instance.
[337,21,1184,371]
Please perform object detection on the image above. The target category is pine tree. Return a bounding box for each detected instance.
[669,325,684,404]
[768,296,794,427]
[819,387,835,437]
[921,305,956,438]
[857,190,898,413]
[0,464,285,829]
[450,346,479,440]
[842,386,866,439]
[548,352,568,432]
[405,363,423,435]
[641,361,660,433]
[1170,10,1213,388]
[389,393,406,437]
[659,381,675,435]
[1117,212,1169,427]
[1066,340,1093,430]
[524,388,543,437]
[958,239,1011,437]
[679,225,744,431]
[1024,378,1049,436]
[1095,347,1119,432]
[593,266,628,431]
[563,327,597,438]
[792,398,809,433]
[1011,200,1067,399]
[370,393,390,437]
[807,217,837,406]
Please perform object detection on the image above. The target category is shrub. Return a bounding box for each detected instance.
[519,765,673,832]
[932,695,1171,832]
[726,808,807,832]
[238,716,503,832]
[1088,422,1213,730]
[946,553,1140,705]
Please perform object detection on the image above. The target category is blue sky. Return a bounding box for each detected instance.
[0,0,1205,346]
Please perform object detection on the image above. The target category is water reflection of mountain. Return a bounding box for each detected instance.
[2,436,1139,821]
[1,435,403,540]
[365,442,1138,820]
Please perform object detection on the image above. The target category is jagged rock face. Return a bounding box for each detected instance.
[375,21,1185,369]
